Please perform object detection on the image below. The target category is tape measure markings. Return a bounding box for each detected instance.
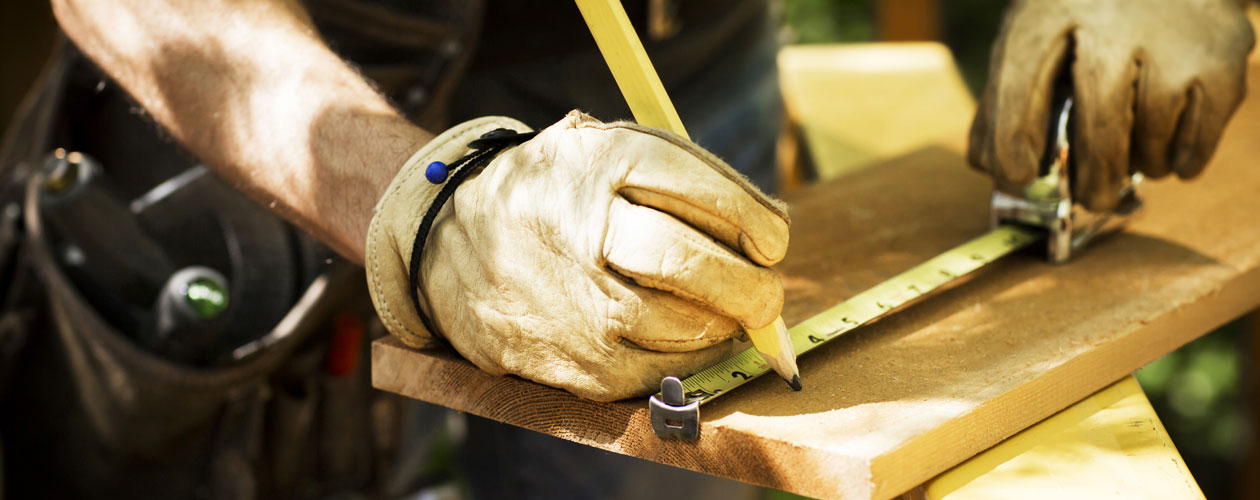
[672,224,1042,405]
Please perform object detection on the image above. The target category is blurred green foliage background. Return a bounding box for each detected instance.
[782,0,874,44]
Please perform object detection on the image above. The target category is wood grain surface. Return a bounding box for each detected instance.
[373,62,1260,500]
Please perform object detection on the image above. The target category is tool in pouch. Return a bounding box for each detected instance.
[650,88,1144,440]
[574,0,801,389]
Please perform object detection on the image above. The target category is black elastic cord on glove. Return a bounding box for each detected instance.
[408,128,537,337]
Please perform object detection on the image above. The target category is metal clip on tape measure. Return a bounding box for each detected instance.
[649,94,1143,441]
[990,95,1143,263]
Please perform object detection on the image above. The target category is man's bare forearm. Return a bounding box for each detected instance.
[51,0,433,263]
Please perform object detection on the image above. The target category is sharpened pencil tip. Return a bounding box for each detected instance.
[789,374,802,391]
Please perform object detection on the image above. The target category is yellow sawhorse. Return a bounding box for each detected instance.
[914,376,1200,500]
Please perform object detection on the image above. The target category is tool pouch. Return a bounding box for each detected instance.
[21,196,357,492]
[0,41,423,499]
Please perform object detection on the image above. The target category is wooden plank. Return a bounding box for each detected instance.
[922,376,1202,500]
[372,61,1260,500]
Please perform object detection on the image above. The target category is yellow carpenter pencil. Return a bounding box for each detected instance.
[575,0,801,391]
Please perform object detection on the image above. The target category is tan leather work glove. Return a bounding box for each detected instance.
[969,0,1254,211]
[366,111,790,401]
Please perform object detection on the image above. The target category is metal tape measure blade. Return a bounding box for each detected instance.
[670,225,1041,406]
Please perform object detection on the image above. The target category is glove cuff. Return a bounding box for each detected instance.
[366,116,530,349]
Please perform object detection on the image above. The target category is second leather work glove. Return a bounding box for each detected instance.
[969,0,1255,211]
[367,111,790,401]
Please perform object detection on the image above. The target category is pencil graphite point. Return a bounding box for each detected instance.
[747,316,802,390]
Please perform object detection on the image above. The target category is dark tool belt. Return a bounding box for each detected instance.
[0,41,423,500]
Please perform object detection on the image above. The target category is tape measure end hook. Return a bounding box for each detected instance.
[649,376,700,440]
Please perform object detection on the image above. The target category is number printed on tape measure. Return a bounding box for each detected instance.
[673,225,1041,405]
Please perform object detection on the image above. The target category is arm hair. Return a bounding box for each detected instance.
[51,0,434,263]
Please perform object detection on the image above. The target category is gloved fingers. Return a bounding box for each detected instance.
[574,340,736,402]
[1169,82,1211,179]
[1130,71,1187,179]
[969,14,1073,193]
[1167,5,1257,179]
[967,85,998,179]
[1168,77,1244,180]
[608,340,737,400]
[603,197,784,330]
[614,131,789,267]
[607,280,741,353]
[448,316,737,402]
[1070,48,1141,212]
[1131,72,1243,181]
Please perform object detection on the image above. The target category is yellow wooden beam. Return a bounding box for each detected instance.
[924,376,1202,500]
[777,43,974,179]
